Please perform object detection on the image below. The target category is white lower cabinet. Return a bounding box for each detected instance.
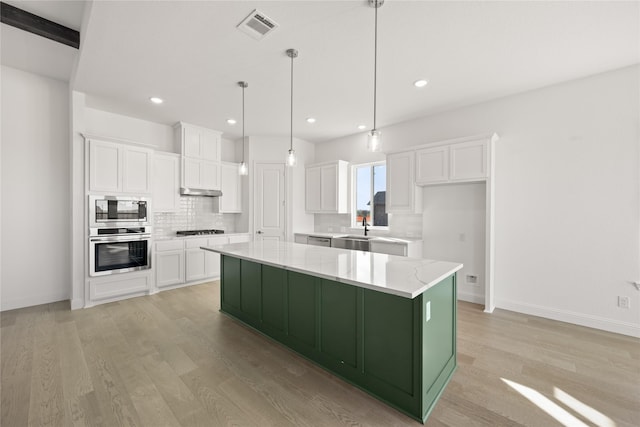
[185,238,208,282]
[154,234,251,290]
[155,240,185,288]
[88,271,151,303]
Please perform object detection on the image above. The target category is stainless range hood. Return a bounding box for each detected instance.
[180,187,223,197]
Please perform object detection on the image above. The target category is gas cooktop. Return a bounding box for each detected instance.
[176,229,225,236]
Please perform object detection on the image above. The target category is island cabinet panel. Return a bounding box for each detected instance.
[422,276,457,419]
[240,260,262,325]
[221,256,241,311]
[319,279,358,369]
[286,271,318,354]
[363,290,415,395]
[218,254,457,423]
[261,265,287,339]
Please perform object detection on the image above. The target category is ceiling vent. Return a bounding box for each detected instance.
[237,9,278,40]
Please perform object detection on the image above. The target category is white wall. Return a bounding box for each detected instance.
[315,65,640,337]
[1,66,71,310]
[423,183,486,304]
[84,107,174,151]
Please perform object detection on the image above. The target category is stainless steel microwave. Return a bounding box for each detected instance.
[89,195,150,227]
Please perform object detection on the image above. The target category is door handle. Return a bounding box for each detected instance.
[256,230,263,234]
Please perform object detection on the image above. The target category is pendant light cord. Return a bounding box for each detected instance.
[373,0,378,131]
[241,84,245,162]
[290,53,294,151]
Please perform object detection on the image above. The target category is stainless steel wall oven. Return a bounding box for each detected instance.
[89,227,152,276]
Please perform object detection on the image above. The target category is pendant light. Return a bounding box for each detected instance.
[237,81,249,176]
[286,48,298,167]
[367,0,383,152]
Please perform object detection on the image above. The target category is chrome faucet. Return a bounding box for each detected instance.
[362,217,369,236]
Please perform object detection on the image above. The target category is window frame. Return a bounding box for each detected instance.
[351,161,388,229]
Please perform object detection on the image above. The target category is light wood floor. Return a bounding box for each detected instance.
[2,282,638,427]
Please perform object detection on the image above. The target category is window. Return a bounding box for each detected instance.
[354,162,388,227]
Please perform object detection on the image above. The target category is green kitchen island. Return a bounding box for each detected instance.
[202,240,462,423]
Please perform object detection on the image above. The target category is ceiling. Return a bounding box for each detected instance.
[2,1,639,143]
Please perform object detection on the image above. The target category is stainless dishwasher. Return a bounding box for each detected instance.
[307,236,332,247]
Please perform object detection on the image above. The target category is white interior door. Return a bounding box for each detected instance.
[254,163,285,241]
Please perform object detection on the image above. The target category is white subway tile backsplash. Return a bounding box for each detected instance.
[153,196,236,238]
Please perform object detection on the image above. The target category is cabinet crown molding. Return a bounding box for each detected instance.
[384,132,499,155]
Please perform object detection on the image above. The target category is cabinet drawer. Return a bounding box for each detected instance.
[156,240,184,252]
[185,238,208,249]
[228,234,251,244]
[208,236,229,246]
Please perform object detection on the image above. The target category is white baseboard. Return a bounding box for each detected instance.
[457,290,484,305]
[1,292,70,311]
[70,298,84,310]
[495,298,640,338]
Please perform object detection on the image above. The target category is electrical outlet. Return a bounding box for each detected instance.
[466,274,478,284]
[618,296,630,309]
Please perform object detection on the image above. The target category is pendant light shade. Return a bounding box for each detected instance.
[367,0,383,152]
[286,48,298,167]
[238,81,249,176]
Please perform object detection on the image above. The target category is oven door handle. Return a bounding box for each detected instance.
[90,234,151,243]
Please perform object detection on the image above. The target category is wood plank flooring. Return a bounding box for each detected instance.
[2,281,638,426]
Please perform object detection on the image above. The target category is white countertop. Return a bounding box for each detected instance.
[155,232,250,241]
[202,241,462,299]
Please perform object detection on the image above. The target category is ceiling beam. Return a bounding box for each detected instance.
[1,2,79,49]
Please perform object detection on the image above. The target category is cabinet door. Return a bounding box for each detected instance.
[89,140,121,192]
[201,130,220,161]
[320,279,358,368]
[240,260,261,323]
[386,151,418,213]
[220,163,241,212]
[305,167,322,212]
[222,255,241,310]
[183,126,201,158]
[262,265,286,336]
[182,158,201,188]
[320,164,338,212]
[416,146,449,185]
[185,248,206,281]
[153,154,180,212]
[449,140,487,181]
[156,250,184,288]
[206,236,227,278]
[200,160,220,190]
[123,146,152,194]
[287,271,317,353]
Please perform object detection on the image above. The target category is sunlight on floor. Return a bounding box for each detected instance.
[501,378,617,427]
[553,387,616,427]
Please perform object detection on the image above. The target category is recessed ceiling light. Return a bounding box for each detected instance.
[357,124,367,130]
[149,97,163,104]
[226,119,237,125]
[413,79,428,88]
[306,117,316,124]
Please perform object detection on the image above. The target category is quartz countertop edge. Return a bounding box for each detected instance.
[202,241,462,299]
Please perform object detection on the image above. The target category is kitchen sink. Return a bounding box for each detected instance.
[332,235,379,251]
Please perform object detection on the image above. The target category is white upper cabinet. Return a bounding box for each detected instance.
[415,146,449,184]
[416,138,488,185]
[305,161,348,213]
[449,139,487,181]
[88,139,152,194]
[153,152,180,212]
[174,122,222,190]
[179,123,221,161]
[386,151,422,214]
[217,162,242,213]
